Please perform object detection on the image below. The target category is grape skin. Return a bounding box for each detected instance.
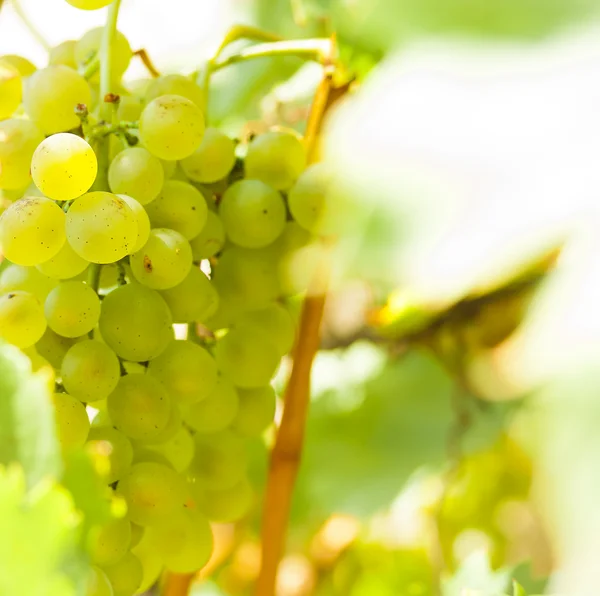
[89,515,131,567]
[180,127,236,183]
[52,391,90,450]
[145,74,204,107]
[66,0,114,9]
[36,242,89,280]
[0,291,47,348]
[0,264,57,303]
[48,40,77,69]
[233,385,277,437]
[102,552,143,596]
[0,119,44,190]
[75,27,132,84]
[108,147,164,206]
[0,59,21,120]
[44,281,101,338]
[86,426,133,484]
[183,375,239,434]
[189,210,226,260]
[0,54,36,77]
[117,194,150,253]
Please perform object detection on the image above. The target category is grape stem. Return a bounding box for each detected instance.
[10,0,50,52]
[133,48,161,78]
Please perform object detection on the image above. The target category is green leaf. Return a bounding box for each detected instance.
[513,580,527,596]
[0,342,60,487]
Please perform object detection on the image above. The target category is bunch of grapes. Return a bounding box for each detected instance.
[0,4,337,595]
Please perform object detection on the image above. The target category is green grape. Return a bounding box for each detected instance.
[130,522,144,548]
[215,323,280,388]
[117,94,142,122]
[0,59,21,119]
[139,94,205,160]
[190,429,247,490]
[131,446,173,468]
[158,266,218,324]
[48,40,77,69]
[219,179,286,248]
[66,192,138,264]
[245,130,307,190]
[75,28,131,83]
[192,478,253,523]
[0,197,66,266]
[117,462,187,526]
[108,147,164,205]
[0,291,46,348]
[31,133,97,201]
[183,375,238,434]
[24,66,92,135]
[107,374,171,441]
[116,194,150,252]
[147,340,217,405]
[0,54,36,77]
[61,339,120,402]
[98,283,173,362]
[233,385,276,437]
[147,426,194,473]
[53,391,90,450]
[160,159,176,179]
[146,508,213,574]
[135,400,181,446]
[35,327,78,368]
[87,426,133,484]
[131,529,163,593]
[0,119,44,190]
[144,181,207,240]
[44,281,101,337]
[89,515,131,566]
[211,246,281,311]
[144,74,204,107]
[67,0,114,8]
[180,127,236,183]
[233,303,295,355]
[189,210,225,261]
[87,566,114,596]
[0,264,57,302]
[102,552,143,596]
[36,241,89,280]
[129,228,192,290]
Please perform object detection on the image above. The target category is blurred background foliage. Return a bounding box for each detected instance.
[3,0,600,594]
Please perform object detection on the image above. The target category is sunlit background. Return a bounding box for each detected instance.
[4,0,600,594]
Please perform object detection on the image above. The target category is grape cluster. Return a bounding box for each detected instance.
[0,14,335,596]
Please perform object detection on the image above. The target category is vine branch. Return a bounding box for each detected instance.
[10,0,50,52]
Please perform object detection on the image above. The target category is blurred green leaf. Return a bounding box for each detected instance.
[442,551,510,595]
[0,342,60,487]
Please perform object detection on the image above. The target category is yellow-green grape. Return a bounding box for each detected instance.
[98,283,173,362]
[0,59,21,119]
[61,339,120,402]
[107,374,171,441]
[131,530,163,592]
[24,66,91,135]
[0,197,66,266]
[48,40,77,69]
[139,94,205,160]
[86,566,113,596]
[0,55,36,77]
[132,446,173,468]
[147,340,217,405]
[130,522,144,548]
[183,375,238,434]
[117,94,142,122]
[89,516,131,567]
[192,478,253,523]
[160,159,176,179]
[0,264,57,302]
[189,210,225,261]
[136,400,181,446]
[144,74,204,107]
[44,281,101,337]
[158,266,218,324]
[147,426,194,473]
[0,119,44,190]
[116,194,150,252]
[245,130,307,190]
[234,303,295,355]
[180,127,236,183]
[190,429,247,490]
[233,385,276,437]
[102,552,143,596]
[130,228,192,290]
[144,181,207,240]
[219,179,286,248]
[75,27,131,83]
[53,391,90,450]
[108,147,164,206]
[31,133,97,201]
[146,509,213,574]
[215,324,280,388]
[0,291,46,348]
[117,462,187,526]
[66,192,138,264]
[87,426,133,484]
[67,0,114,8]
[36,241,89,280]
[35,327,78,368]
